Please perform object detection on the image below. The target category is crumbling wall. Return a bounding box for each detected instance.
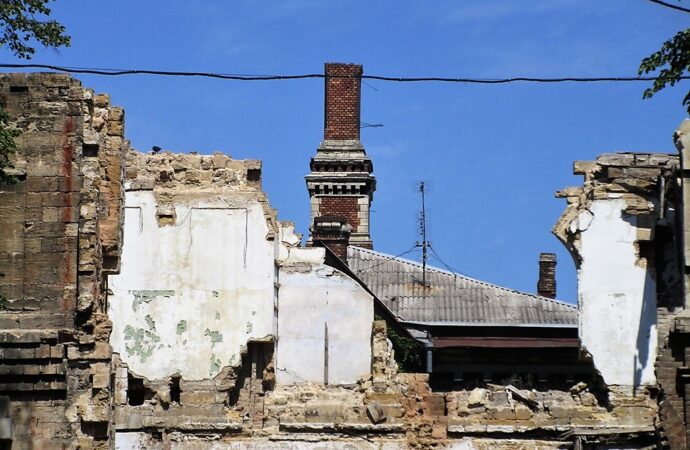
[660,120,690,448]
[218,323,656,449]
[109,150,277,381]
[0,73,127,449]
[554,153,678,389]
[107,151,380,446]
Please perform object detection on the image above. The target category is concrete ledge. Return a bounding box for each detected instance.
[280,420,404,433]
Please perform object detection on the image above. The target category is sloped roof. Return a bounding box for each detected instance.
[347,247,577,328]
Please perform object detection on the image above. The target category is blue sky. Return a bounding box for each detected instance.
[2,0,688,302]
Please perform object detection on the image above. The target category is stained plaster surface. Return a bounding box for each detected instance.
[577,199,657,387]
[276,265,374,385]
[109,190,275,380]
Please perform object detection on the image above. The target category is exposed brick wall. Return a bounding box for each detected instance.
[0,73,127,450]
[314,238,349,261]
[324,63,362,141]
[319,196,360,229]
[0,75,81,328]
[656,308,687,448]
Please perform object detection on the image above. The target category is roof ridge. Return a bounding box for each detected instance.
[347,246,577,311]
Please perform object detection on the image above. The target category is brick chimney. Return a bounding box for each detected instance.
[537,253,557,298]
[305,63,376,259]
[324,63,362,141]
[311,216,352,260]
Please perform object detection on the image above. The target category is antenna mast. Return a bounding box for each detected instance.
[416,182,429,287]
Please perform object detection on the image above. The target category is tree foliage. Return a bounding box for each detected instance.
[0,107,20,184]
[0,110,14,305]
[0,0,70,59]
[374,313,424,372]
[639,28,690,114]
[386,323,423,372]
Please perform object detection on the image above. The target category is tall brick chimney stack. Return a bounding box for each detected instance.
[306,63,376,260]
[324,63,362,141]
[537,253,557,299]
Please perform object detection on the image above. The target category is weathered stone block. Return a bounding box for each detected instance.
[467,388,487,408]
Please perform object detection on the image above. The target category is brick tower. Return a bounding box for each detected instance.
[305,63,376,259]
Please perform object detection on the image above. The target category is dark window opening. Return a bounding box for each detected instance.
[247,168,261,182]
[103,256,119,272]
[81,421,108,440]
[83,144,99,158]
[128,373,146,406]
[9,86,28,93]
[170,374,181,404]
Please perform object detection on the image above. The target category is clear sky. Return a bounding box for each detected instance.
[2,0,688,303]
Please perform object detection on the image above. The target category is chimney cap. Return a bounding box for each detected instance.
[325,62,363,72]
[539,253,557,263]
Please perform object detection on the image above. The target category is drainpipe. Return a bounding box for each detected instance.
[425,334,433,374]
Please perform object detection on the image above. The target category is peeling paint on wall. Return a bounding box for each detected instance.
[204,328,223,346]
[123,324,160,362]
[209,353,221,375]
[131,289,174,312]
[109,187,276,380]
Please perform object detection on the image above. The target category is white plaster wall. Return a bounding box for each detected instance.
[115,432,164,450]
[577,199,657,387]
[109,190,275,380]
[276,265,373,385]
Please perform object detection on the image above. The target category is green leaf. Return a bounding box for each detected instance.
[639,28,690,115]
[0,0,70,59]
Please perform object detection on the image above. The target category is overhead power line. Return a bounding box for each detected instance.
[646,0,690,13]
[428,244,468,279]
[1,63,689,85]
[358,246,418,273]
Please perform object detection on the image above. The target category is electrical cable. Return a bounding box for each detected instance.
[428,244,467,278]
[1,63,688,85]
[357,246,418,273]
[646,0,690,13]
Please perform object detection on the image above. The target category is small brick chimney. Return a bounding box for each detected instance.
[537,253,557,298]
[306,63,376,260]
[312,216,352,260]
[324,63,362,141]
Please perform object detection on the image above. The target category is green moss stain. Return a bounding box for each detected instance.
[215,311,220,321]
[210,353,221,375]
[145,315,156,331]
[204,328,223,346]
[123,324,161,363]
[176,320,187,334]
[131,290,175,312]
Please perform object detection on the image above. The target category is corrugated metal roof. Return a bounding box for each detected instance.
[347,247,577,328]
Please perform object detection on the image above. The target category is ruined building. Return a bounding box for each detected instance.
[0,64,687,449]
